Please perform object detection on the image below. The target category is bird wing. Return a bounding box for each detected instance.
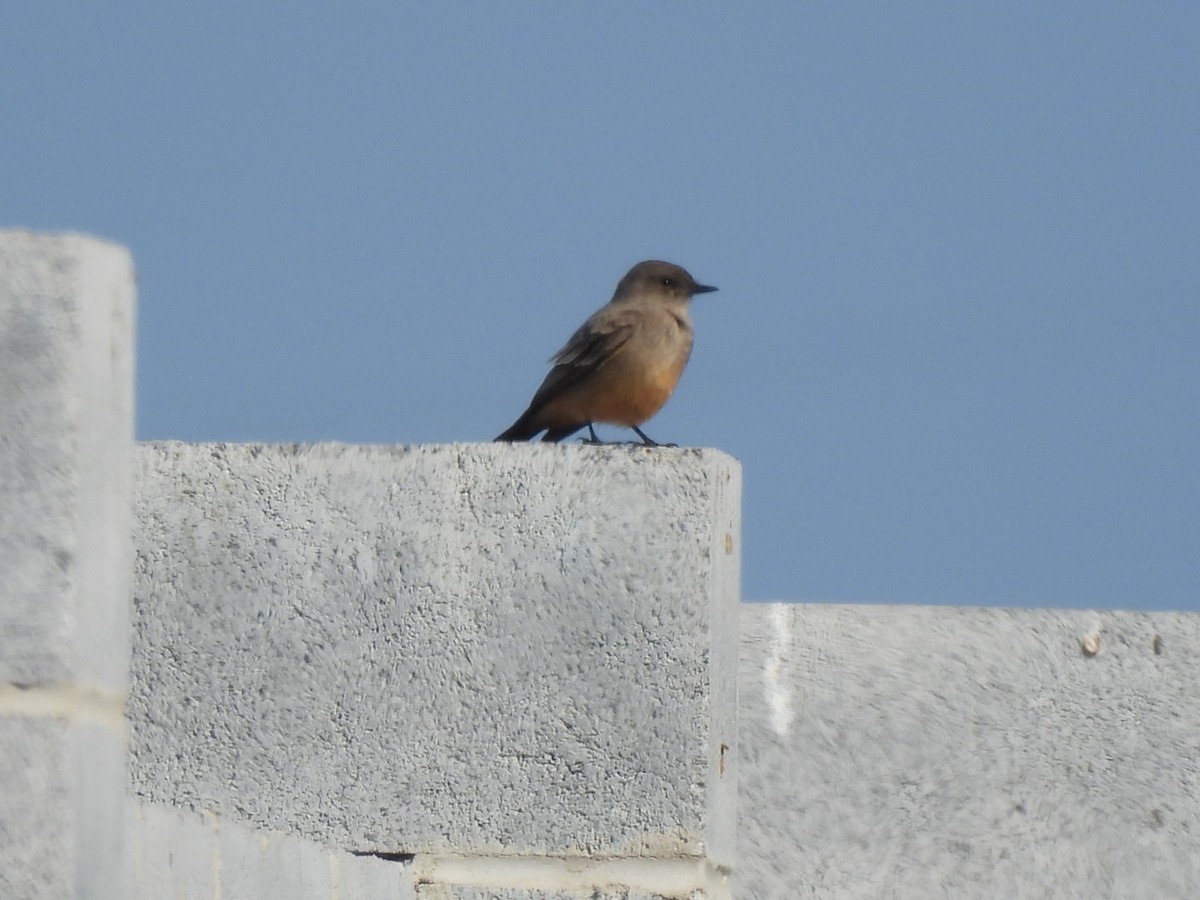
[525,307,641,413]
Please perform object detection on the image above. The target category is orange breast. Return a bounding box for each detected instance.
[535,336,690,429]
[584,363,680,426]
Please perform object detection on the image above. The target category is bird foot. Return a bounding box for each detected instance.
[630,426,676,447]
[580,423,623,445]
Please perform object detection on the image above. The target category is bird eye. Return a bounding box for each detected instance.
[661,277,675,287]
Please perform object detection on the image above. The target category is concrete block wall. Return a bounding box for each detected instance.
[129,441,741,899]
[7,229,1200,899]
[1,228,740,898]
[1,232,135,900]
[738,603,1200,899]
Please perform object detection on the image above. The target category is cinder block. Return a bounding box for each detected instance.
[127,802,219,900]
[0,229,135,690]
[738,603,1200,899]
[218,817,333,900]
[335,851,414,900]
[0,718,70,900]
[0,717,127,900]
[0,230,134,900]
[130,442,739,865]
[128,802,416,900]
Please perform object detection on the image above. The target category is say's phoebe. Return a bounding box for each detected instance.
[495,260,717,444]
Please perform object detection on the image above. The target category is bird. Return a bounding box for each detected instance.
[495,259,717,445]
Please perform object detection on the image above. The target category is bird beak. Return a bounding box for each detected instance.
[693,283,718,295]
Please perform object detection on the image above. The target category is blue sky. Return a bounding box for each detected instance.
[5,4,1197,608]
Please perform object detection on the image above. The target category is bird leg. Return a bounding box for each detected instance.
[581,423,636,446]
[632,426,676,447]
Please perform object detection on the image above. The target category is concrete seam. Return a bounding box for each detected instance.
[765,604,794,737]
[411,854,731,898]
[205,809,223,900]
[0,683,126,727]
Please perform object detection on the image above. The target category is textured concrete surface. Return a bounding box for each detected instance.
[130,442,740,865]
[0,681,129,900]
[0,231,134,900]
[0,229,135,690]
[738,603,1200,899]
[0,719,71,900]
[128,802,414,900]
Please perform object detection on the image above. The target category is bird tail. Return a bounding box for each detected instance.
[495,410,540,442]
